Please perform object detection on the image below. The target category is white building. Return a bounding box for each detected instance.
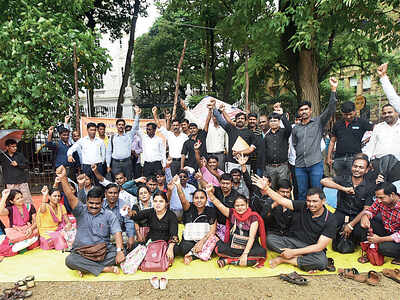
[79,33,137,119]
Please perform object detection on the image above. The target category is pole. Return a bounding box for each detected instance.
[172,39,187,120]
[73,44,80,134]
[245,50,250,113]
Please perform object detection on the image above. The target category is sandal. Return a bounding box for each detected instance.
[326,258,336,272]
[24,276,35,288]
[382,268,400,284]
[366,270,381,286]
[391,258,400,265]
[159,277,168,290]
[13,290,33,300]
[150,276,159,289]
[279,272,308,285]
[217,258,227,268]
[338,268,359,279]
[15,280,27,291]
[357,255,369,264]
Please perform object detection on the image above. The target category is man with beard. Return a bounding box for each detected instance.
[209,99,257,173]
[291,77,338,200]
[56,166,125,277]
[102,183,135,251]
[327,102,373,176]
[181,122,207,170]
[363,104,400,161]
[153,107,187,176]
[247,113,264,175]
[321,156,374,249]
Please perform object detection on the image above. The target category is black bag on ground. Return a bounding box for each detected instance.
[332,224,355,254]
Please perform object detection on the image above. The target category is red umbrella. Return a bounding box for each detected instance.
[0,129,25,151]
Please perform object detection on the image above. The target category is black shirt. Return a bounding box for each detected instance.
[0,152,28,184]
[263,115,292,164]
[214,187,240,224]
[333,175,375,216]
[220,125,258,163]
[182,203,217,225]
[332,118,373,158]
[250,192,293,235]
[288,201,337,245]
[132,208,178,242]
[181,130,207,170]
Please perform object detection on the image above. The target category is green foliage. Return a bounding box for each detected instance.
[0,0,111,135]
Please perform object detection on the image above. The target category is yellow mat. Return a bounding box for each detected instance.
[0,244,398,282]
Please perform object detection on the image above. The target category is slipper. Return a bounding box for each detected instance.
[338,268,359,279]
[357,255,369,264]
[15,280,27,291]
[24,276,35,288]
[13,290,33,300]
[391,258,400,265]
[382,269,400,284]
[279,272,308,285]
[159,277,168,290]
[366,270,381,286]
[326,258,336,272]
[150,276,159,289]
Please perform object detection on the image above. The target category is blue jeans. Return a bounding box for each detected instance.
[295,161,324,201]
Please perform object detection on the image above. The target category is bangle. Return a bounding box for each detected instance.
[347,224,354,230]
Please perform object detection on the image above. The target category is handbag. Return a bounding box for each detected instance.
[192,235,218,261]
[121,244,147,274]
[230,220,249,250]
[360,241,384,266]
[75,242,107,262]
[332,224,355,254]
[5,225,38,243]
[140,240,169,272]
[183,215,211,241]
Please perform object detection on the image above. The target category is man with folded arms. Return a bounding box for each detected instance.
[56,166,125,277]
[253,176,337,271]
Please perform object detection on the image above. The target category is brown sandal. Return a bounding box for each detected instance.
[382,269,400,284]
[338,268,359,279]
[391,258,400,265]
[366,270,381,286]
[357,255,369,264]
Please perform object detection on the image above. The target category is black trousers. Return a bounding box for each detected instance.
[143,161,162,177]
[289,163,299,200]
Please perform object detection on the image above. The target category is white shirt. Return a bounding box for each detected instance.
[206,124,227,153]
[137,130,166,166]
[380,75,400,113]
[363,119,400,161]
[67,136,105,165]
[159,127,188,159]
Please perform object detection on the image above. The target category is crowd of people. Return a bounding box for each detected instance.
[0,64,399,280]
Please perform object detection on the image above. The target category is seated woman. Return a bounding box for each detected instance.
[129,191,178,263]
[37,185,73,250]
[205,184,267,267]
[131,185,153,242]
[170,175,217,264]
[0,218,16,262]
[0,189,39,252]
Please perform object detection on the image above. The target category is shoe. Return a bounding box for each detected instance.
[25,276,35,288]
[159,277,168,290]
[150,277,159,289]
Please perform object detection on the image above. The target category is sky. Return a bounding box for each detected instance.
[135,2,160,38]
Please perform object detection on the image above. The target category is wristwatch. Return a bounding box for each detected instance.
[116,248,122,252]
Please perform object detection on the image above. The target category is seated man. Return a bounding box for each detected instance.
[102,183,135,250]
[359,183,400,265]
[251,179,293,236]
[321,155,375,247]
[92,164,137,208]
[253,176,337,271]
[56,166,125,277]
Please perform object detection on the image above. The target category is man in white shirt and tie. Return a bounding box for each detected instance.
[67,122,106,184]
[152,106,188,176]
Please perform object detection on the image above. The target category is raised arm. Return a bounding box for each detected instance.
[91,164,106,184]
[252,175,294,210]
[327,136,336,168]
[152,106,162,129]
[205,184,229,217]
[39,186,49,214]
[56,166,79,210]
[320,77,338,127]
[378,63,400,113]
[173,175,191,211]
[204,105,213,133]
[0,189,10,216]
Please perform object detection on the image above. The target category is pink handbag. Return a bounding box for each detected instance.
[140,240,169,272]
[121,244,147,274]
[192,235,218,261]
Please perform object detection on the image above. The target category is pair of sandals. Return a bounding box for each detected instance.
[149,276,168,290]
[1,275,35,300]
[382,268,400,284]
[279,272,308,285]
[338,268,381,285]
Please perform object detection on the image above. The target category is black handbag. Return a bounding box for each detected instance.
[332,224,355,254]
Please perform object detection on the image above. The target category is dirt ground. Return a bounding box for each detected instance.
[0,275,398,300]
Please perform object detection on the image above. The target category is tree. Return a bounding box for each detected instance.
[0,0,111,135]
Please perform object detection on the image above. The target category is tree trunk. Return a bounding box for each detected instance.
[209,26,216,93]
[296,48,320,116]
[115,0,140,118]
[88,88,94,117]
[222,48,235,102]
